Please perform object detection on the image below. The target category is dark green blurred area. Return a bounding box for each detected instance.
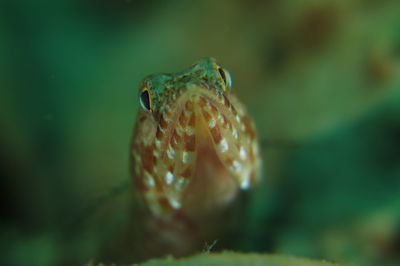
[1,0,400,265]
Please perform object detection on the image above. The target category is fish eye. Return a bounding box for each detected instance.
[218,67,232,89]
[140,88,152,112]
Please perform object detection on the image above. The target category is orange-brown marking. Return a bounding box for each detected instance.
[222,114,231,129]
[159,115,168,129]
[169,165,175,173]
[225,155,234,167]
[249,147,255,162]
[188,113,195,128]
[184,134,196,152]
[198,97,207,107]
[202,110,212,123]
[185,101,193,111]
[135,172,149,192]
[158,197,171,209]
[139,115,147,123]
[155,176,164,192]
[210,104,218,116]
[230,105,237,117]
[142,147,154,172]
[156,127,164,139]
[210,125,222,144]
[181,167,192,178]
[223,95,230,108]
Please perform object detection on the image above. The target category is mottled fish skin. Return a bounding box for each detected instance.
[130,58,261,220]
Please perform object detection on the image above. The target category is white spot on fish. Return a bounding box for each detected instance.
[240,178,250,190]
[235,115,241,123]
[167,145,175,159]
[218,113,224,124]
[182,151,191,163]
[158,125,165,133]
[175,177,187,191]
[219,138,228,153]
[232,160,242,172]
[144,171,155,188]
[217,95,225,105]
[239,146,247,160]
[232,128,238,140]
[186,126,195,136]
[209,118,216,128]
[169,198,181,209]
[165,171,174,185]
[155,139,162,148]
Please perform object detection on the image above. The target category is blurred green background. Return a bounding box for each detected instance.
[1,0,400,265]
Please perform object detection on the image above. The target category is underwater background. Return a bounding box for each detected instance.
[1,0,400,265]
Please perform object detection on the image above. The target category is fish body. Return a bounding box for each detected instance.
[130,57,261,258]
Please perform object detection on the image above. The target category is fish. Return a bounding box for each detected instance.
[129,57,261,259]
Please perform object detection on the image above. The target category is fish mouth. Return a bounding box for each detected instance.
[152,86,259,217]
